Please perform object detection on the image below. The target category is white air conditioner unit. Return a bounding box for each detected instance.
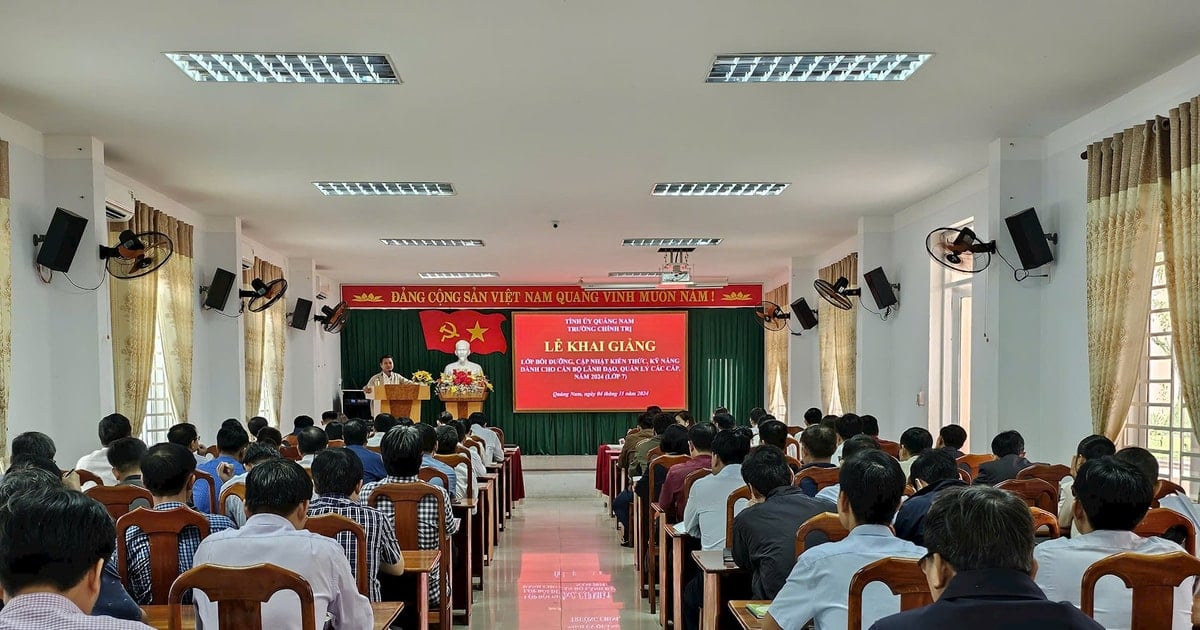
[315,276,331,301]
[241,244,255,270]
[104,181,135,222]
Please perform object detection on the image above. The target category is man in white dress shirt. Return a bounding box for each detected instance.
[74,413,132,487]
[363,354,417,416]
[191,458,373,630]
[468,412,505,463]
[1035,456,1193,630]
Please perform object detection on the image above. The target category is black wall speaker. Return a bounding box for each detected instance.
[290,298,313,330]
[1005,207,1055,270]
[863,267,899,309]
[790,297,819,330]
[203,268,236,310]
[35,207,89,272]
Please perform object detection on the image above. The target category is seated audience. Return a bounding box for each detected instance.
[218,443,281,527]
[125,444,235,604]
[414,422,459,498]
[618,413,656,471]
[1058,434,1116,536]
[106,437,147,488]
[1035,456,1191,630]
[898,427,933,478]
[296,426,329,468]
[75,413,132,486]
[797,424,838,497]
[256,426,283,448]
[247,416,269,439]
[452,419,488,495]
[324,421,343,442]
[873,486,1103,629]
[894,449,966,545]
[192,459,372,628]
[320,410,339,426]
[803,407,823,427]
[936,424,968,459]
[832,414,863,465]
[658,422,718,522]
[820,415,838,431]
[1114,446,1198,537]
[860,415,881,441]
[679,427,752,550]
[765,449,923,630]
[748,407,768,445]
[613,425,690,545]
[713,411,736,431]
[365,414,396,447]
[344,419,387,484]
[167,423,210,466]
[291,414,315,436]
[435,425,474,501]
[359,426,459,607]
[10,431,56,462]
[308,448,404,602]
[630,413,675,478]
[816,435,880,505]
[972,430,1031,486]
[436,410,455,425]
[676,409,695,427]
[194,425,248,513]
[468,412,506,463]
[758,419,789,451]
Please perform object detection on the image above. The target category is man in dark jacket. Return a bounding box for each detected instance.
[973,430,1032,486]
[895,449,966,545]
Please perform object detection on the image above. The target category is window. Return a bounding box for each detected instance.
[141,323,177,444]
[769,367,787,422]
[1121,250,1195,494]
[257,313,277,424]
[929,220,974,436]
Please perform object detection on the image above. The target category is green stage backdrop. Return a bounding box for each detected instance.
[340,308,763,455]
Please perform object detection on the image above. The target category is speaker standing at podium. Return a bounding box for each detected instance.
[363,355,417,416]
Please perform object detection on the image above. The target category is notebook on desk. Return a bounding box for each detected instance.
[746,603,769,619]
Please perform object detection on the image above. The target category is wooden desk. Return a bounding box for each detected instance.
[663,520,690,630]
[479,472,499,561]
[451,498,476,623]
[503,447,517,517]
[404,549,440,629]
[728,601,770,630]
[692,550,746,630]
[141,601,404,630]
[486,462,505,533]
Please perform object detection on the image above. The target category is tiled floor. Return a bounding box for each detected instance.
[468,497,659,629]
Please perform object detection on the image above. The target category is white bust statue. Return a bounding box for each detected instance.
[444,340,484,376]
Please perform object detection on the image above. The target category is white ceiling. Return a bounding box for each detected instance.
[3,1,1200,284]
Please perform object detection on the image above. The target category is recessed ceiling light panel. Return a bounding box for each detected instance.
[165,52,399,84]
[381,239,484,247]
[652,182,788,196]
[608,271,663,278]
[623,238,723,247]
[708,53,931,83]
[314,182,455,196]
[417,272,499,279]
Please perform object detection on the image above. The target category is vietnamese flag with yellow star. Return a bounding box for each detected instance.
[417,310,509,354]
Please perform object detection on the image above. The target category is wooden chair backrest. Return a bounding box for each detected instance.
[203,445,221,457]
[1029,507,1061,538]
[783,436,801,459]
[996,478,1057,512]
[305,513,370,597]
[366,444,382,454]
[648,454,690,508]
[489,426,505,445]
[192,469,219,513]
[793,466,840,492]
[367,482,451,610]
[76,468,104,487]
[85,484,153,520]
[847,558,933,630]
[279,444,302,460]
[681,468,712,514]
[725,485,752,546]
[1134,508,1197,555]
[168,563,316,630]
[784,456,804,474]
[1152,480,1188,508]
[646,446,664,462]
[786,426,803,436]
[116,506,212,604]
[1017,463,1071,488]
[464,437,486,460]
[878,440,901,459]
[217,482,246,518]
[795,512,848,559]
[433,452,474,497]
[1081,551,1200,630]
[419,467,450,491]
[282,434,299,447]
[958,467,973,484]
[956,454,996,479]
[327,439,345,448]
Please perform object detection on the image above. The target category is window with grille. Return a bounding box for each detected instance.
[141,323,177,444]
[1121,249,1194,495]
[257,314,277,424]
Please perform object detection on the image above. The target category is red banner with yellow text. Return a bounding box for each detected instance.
[418,310,508,354]
[342,284,762,309]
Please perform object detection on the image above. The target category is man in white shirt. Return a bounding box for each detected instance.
[191,458,373,629]
[296,426,328,469]
[1035,456,1192,630]
[1057,435,1116,537]
[764,449,924,630]
[74,413,132,487]
[468,413,505,463]
[363,354,417,416]
[897,427,933,480]
[830,414,862,466]
[366,414,398,447]
[1114,446,1200,537]
[815,435,881,506]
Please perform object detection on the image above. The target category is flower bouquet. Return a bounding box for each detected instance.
[411,370,434,385]
[435,369,493,397]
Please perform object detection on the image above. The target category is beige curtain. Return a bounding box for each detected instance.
[0,140,11,463]
[155,214,194,422]
[1086,120,1168,439]
[243,258,267,418]
[263,261,286,418]
[818,253,858,414]
[764,284,790,420]
[1167,99,1200,440]
[110,202,160,435]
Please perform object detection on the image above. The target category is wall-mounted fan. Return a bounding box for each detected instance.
[813,277,859,311]
[926,227,996,274]
[753,301,791,332]
[240,278,288,312]
[315,301,349,333]
[98,229,173,279]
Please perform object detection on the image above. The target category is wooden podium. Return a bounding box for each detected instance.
[440,391,488,420]
[366,383,431,419]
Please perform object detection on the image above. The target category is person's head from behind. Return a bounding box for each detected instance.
[660,425,690,456]
[396,417,415,427]
[838,449,905,529]
[990,430,1025,458]
[452,420,469,443]
[216,425,250,458]
[712,412,736,431]
[803,407,823,426]
[297,426,328,456]
[11,432,56,461]
[921,486,1034,600]
[374,413,397,434]
[321,411,339,425]
[324,421,343,442]
[242,443,281,470]
[899,427,933,460]
[758,420,788,450]
[244,459,313,526]
[748,407,767,427]
[311,448,363,498]
[820,415,838,431]
[1073,434,1116,474]
[98,413,132,447]
[636,413,654,430]
[799,425,837,464]
[105,437,147,482]
[741,445,793,500]
[437,411,454,426]
[248,416,269,438]
[835,414,863,442]
[255,426,283,448]
[1113,446,1161,491]
[712,406,729,418]
[910,449,960,489]
[1072,456,1152,533]
[675,410,694,427]
[414,422,438,454]
[140,443,196,499]
[937,424,967,450]
[343,419,370,446]
[6,455,62,479]
[221,418,243,432]
[652,412,675,436]
[687,422,717,456]
[860,415,880,437]
[841,434,881,463]
[468,412,489,428]
[381,426,424,477]
[292,415,315,434]
[0,488,116,610]
[435,425,460,455]
[167,423,201,453]
[711,428,752,469]
[0,467,63,502]
[646,405,662,416]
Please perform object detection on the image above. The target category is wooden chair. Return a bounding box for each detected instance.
[794,512,847,559]
[280,444,302,461]
[86,484,153,520]
[419,467,451,492]
[488,426,506,446]
[434,452,475,498]
[958,467,973,484]
[1134,508,1196,554]
[192,469,219,514]
[724,485,753,547]
[645,454,689,613]
[327,439,345,448]
[1030,507,1061,538]
[956,454,996,479]
[115,506,212,604]
[646,446,664,463]
[878,440,901,459]
[75,468,104,487]
[793,466,840,493]
[167,563,316,630]
[996,478,1057,512]
[1017,463,1071,488]
[1152,480,1188,508]
[679,468,712,516]
[847,558,932,630]
[305,513,370,597]
[1081,551,1200,630]
[282,434,299,447]
[217,482,246,519]
[786,425,803,436]
[783,436,801,459]
[784,455,804,474]
[203,445,221,458]
[366,444,382,455]
[368,482,452,630]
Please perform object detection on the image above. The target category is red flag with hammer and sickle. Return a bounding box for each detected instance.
[418,310,508,354]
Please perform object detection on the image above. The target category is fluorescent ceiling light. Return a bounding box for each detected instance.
[623,238,723,247]
[165,52,399,84]
[582,277,729,291]
[380,239,484,247]
[708,53,931,83]
[608,271,663,278]
[417,271,499,279]
[652,182,788,196]
[314,182,455,196]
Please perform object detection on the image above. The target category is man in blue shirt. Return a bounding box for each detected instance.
[414,422,459,499]
[194,425,248,513]
[343,419,387,484]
